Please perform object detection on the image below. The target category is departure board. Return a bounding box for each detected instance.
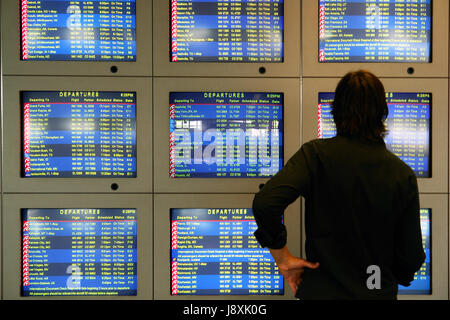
[22,91,137,178]
[170,208,283,295]
[22,208,137,296]
[20,0,136,61]
[318,0,431,62]
[169,92,283,178]
[170,0,284,62]
[398,208,431,295]
[318,92,431,177]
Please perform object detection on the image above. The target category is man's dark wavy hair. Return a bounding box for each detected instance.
[332,70,389,143]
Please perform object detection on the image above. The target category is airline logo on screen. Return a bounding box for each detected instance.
[23,103,31,173]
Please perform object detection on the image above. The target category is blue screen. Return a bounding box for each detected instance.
[21,0,136,61]
[398,208,431,295]
[318,0,431,63]
[170,0,284,62]
[22,91,137,178]
[318,92,431,178]
[22,208,137,296]
[170,208,283,295]
[169,92,283,178]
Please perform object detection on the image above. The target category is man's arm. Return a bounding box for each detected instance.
[393,174,426,286]
[252,145,320,294]
[269,246,319,294]
[252,146,311,249]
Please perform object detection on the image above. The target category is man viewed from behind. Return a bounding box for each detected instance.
[252,70,425,299]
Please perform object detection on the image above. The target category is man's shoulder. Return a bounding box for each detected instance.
[301,137,330,150]
[300,137,343,154]
[301,137,416,177]
[383,148,417,178]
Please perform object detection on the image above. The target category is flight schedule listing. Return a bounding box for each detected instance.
[169,92,283,178]
[22,208,137,296]
[22,91,137,178]
[318,92,430,177]
[170,208,283,295]
[319,0,431,62]
[399,208,431,294]
[21,0,136,61]
[170,0,284,62]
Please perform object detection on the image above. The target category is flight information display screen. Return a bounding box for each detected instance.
[318,92,431,177]
[169,92,283,178]
[170,0,284,62]
[22,91,137,178]
[398,208,431,295]
[318,0,431,63]
[170,208,283,295]
[21,0,136,61]
[22,208,137,296]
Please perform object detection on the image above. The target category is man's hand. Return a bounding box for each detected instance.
[269,246,320,295]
